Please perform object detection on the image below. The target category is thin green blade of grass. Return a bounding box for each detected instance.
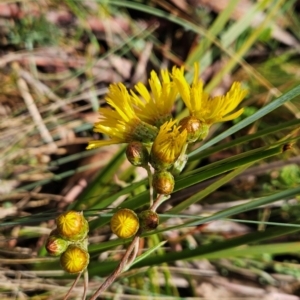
[189,0,274,74]
[229,218,300,228]
[160,184,300,232]
[50,148,102,167]
[186,0,240,68]
[177,143,285,191]
[186,135,298,179]
[68,126,300,216]
[136,226,300,267]
[88,179,147,210]
[169,163,253,214]
[220,0,270,47]
[203,242,300,260]
[205,0,285,92]
[88,237,134,253]
[128,241,167,269]
[134,239,300,269]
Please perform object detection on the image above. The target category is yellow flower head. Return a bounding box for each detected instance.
[150,119,187,170]
[60,245,89,274]
[110,208,140,239]
[87,83,158,150]
[172,63,247,125]
[131,69,178,127]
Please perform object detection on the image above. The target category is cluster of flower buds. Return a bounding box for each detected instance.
[45,211,89,274]
[126,122,179,196]
[110,208,159,239]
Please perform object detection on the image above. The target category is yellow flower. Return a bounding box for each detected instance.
[110,208,140,239]
[172,63,247,125]
[131,69,178,127]
[150,120,187,170]
[87,83,158,150]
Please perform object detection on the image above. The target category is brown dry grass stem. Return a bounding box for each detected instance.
[89,235,140,299]
[11,62,57,151]
[63,271,84,300]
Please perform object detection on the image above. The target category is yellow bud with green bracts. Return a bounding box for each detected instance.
[45,230,69,256]
[179,116,209,143]
[152,170,174,195]
[110,208,139,239]
[126,141,149,167]
[56,211,89,242]
[138,210,159,232]
[60,245,89,274]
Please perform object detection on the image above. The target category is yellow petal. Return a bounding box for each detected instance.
[221,108,244,122]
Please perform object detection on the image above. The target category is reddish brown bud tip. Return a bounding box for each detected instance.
[138,210,159,232]
[45,232,69,256]
[126,141,149,167]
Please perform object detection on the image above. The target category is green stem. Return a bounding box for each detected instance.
[145,164,153,206]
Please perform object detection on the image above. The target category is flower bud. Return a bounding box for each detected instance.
[60,245,89,274]
[172,153,188,176]
[126,141,149,167]
[45,231,69,256]
[56,211,89,242]
[138,210,159,232]
[152,171,174,195]
[150,120,187,171]
[179,116,209,143]
[110,208,139,239]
